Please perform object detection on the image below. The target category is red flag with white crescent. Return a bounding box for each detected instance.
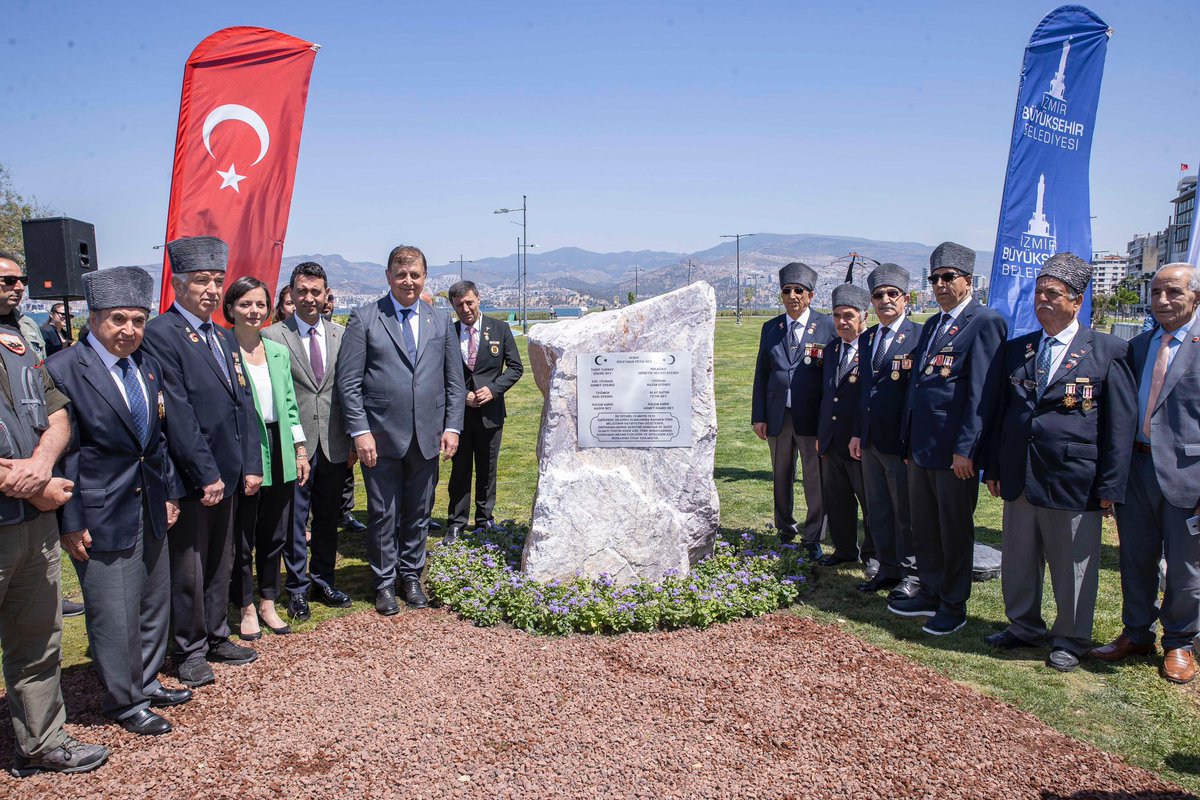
[159,26,318,318]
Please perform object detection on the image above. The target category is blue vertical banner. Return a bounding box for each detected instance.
[988,5,1111,336]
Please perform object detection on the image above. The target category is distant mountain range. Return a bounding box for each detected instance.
[136,233,993,308]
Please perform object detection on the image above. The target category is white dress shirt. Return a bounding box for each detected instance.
[1039,317,1080,384]
[294,314,328,374]
[87,333,149,412]
[785,307,812,409]
[872,314,906,364]
[458,316,482,364]
[392,295,421,347]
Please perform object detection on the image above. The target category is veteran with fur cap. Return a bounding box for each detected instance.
[166,235,228,274]
[83,266,155,312]
[867,263,910,294]
[1039,252,1092,294]
[929,241,976,275]
[832,283,870,313]
[779,261,817,291]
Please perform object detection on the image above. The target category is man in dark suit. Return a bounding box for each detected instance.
[48,266,193,735]
[338,245,465,615]
[850,264,921,598]
[1091,263,1200,683]
[889,241,1007,636]
[263,262,354,622]
[40,303,71,356]
[816,283,874,572]
[752,262,835,561]
[140,236,263,688]
[445,280,523,540]
[983,253,1135,672]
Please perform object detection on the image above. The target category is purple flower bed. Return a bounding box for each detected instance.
[427,523,811,635]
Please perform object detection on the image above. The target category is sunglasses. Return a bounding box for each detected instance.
[0,275,29,287]
[781,287,809,295]
[927,272,963,285]
[871,289,902,300]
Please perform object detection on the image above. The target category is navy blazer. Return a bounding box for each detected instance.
[141,306,263,498]
[817,335,864,455]
[752,310,837,437]
[47,342,185,551]
[853,317,921,456]
[984,327,1135,511]
[901,299,1007,470]
[1127,324,1200,509]
[454,315,524,430]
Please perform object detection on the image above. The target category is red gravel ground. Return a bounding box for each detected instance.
[0,611,1191,799]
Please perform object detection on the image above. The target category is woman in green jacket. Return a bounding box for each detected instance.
[224,277,311,639]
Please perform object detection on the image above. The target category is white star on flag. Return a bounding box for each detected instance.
[216,163,246,192]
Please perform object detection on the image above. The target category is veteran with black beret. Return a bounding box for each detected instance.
[140,236,263,688]
[891,241,1007,636]
[47,266,193,735]
[982,253,1135,671]
[752,262,835,560]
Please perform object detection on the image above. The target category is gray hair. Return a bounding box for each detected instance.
[448,280,479,303]
[1154,262,1200,292]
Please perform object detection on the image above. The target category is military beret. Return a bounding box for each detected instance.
[867,263,910,294]
[831,283,870,313]
[84,266,154,312]
[779,262,817,291]
[167,235,228,274]
[929,241,976,275]
[1039,252,1092,294]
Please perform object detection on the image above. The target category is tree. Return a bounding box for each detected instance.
[0,163,54,260]
[627,291,635,306]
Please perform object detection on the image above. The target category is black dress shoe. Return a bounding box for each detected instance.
[886,579,920,603]
[818,553,857,567]
[286,593,311,622]
[61,598,85,618]
[376,587,400,616]
[984,630,1035,650]
[313,585,352,608]
[119,709,172,736]
[147,687,192,707]
[429,519,443,531]
[803,543,822,562]
[341,514,367,533]
[207,639,258,665]
[856,575,901,593]
[399,578,429,609]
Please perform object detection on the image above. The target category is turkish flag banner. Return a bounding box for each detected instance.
[160,27,318,317]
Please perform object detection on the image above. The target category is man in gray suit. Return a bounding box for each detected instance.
[337,245,465,615]
[263,262,354,623]
[1091,263,1200,684]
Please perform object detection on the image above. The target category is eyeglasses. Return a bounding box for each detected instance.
[927,273,963,285]
[781,287,809,295]
[0,275,29,287]
[871,289,902,300]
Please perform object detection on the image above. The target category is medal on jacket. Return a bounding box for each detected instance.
[185,326,201,344]
[490,343,500,356]
[158,390,166,420]
[804,343,824,365]
[231,351,246,387]
[939,355,954,378]
[1081,382,1094,411]
[891,356,902,381]
[1024,341,1036,360]
[1063,383,1077,408]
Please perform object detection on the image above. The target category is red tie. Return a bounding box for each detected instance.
[1143,335,1172,439]
[467,326,477,371]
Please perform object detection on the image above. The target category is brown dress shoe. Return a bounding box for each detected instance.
[1088,634,1155,662]
[1162,649,1198,684]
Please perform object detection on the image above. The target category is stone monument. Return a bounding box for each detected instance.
[522,283,719,585]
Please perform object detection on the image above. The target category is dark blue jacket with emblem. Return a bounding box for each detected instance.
[901,299,1007,470]
[817,335,864,455]
[853,317,921,455]
[752,310,837,437]
[47,342,186,551]
[140,306,262,499]
[983,327,1136,511]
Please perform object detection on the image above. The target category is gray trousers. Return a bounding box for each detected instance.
[767,414,825,544]
[1000,493,1101,655]
[1114,451,1200,651]
[363,441,438,590]
[0,513,67,758]
[73,509,170,720]
[861,443,915,581]
[908,463,978,617]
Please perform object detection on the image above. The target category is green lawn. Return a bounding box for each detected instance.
[52,314,1200,790]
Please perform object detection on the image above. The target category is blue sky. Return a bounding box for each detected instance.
[3,0,1196,269]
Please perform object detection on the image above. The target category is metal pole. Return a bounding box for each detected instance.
[735,236,742,325]
[522,195,528,335]
[688,259,693,285]
[634,265,639,300]
[516,237,521,321]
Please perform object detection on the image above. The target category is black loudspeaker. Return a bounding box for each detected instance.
[21,217,98,300]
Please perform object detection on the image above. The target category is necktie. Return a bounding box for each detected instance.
[399,308,418,362]
[1035,336,1055,399]
[787,320,800,362]
[309,326,325,385]
[1143,334,1173,438]
[925,313,951,363]
[199,322,231,385]
[839,344,854,381]
[872,327,890,372]
[467,325,478,371]
[118,358,150,447]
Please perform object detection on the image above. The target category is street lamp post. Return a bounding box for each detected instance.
[450,255,473,281]
[495,195,528,334]
[634,264,639,301]
[720,233,754,324]
[687,258,695,286]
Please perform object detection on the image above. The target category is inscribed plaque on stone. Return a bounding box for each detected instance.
[577,352,692,448]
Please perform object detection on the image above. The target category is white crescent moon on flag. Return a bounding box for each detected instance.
[201,104,270,166]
